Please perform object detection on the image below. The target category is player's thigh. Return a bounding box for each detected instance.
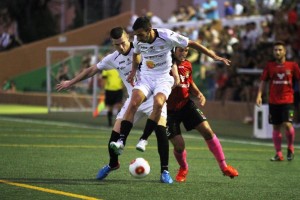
[129,89,147,107]
[134,76,153,99]
[182,100,207,131]
[118,97,148,124]
[269,104,294,124]
[153,76,174,99]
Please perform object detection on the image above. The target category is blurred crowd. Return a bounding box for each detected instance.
[0,7,22,51]
[129,0,300,103]
[1,0,300,105]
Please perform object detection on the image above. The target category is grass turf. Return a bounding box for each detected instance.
[1,113,300,200]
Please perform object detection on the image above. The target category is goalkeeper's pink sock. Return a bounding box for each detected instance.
[206,135,227,171]
[286,126,295,152]
[173,149,188,170]
[272,130,283,157]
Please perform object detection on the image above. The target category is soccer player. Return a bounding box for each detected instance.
[101,69,123,127]
[139,46,239,182]
[56,27,173,184]
[110,16,230,157]
[256,41,300,161]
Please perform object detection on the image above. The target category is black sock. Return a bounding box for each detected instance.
[119,120,133,145]
[140,118,158,140]
[154,125,169,173]
[107,111,113,127]
[108,130,120,167]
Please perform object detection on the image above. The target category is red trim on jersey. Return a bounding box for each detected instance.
[260,61,300,104]
[167,60,193,111]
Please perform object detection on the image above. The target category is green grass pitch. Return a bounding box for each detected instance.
[0,105,300,200]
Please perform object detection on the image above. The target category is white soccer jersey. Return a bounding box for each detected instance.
[133,28,189,77]
[96,44,135,97]
[96,43,167,122]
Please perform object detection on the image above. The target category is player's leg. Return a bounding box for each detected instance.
[139,77,173,142]
[285,122,295,161]
[194,121,238,178]
[117,89,145,145]
[269,104,284,161]
[182,100,238,178]
[283,104,295,161]
[139,93,166,141]
[96,119,122,180]
[167,110,188,182]
[154,117,173,184]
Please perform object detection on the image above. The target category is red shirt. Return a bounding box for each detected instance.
[260,61,300,104]
[167,60,193,111]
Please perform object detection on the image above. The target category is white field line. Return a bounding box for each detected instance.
[1,116,299,149]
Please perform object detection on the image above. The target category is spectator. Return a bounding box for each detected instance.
[0,8,22,51]
[202,0,219,20]
[146,12,164,26]
[224,1,235,18]
[234,2,244,16]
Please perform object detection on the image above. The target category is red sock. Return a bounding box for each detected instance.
[286,127,295,152]
[173,149,188,170]
[272,130,283,157]
[205,135,227,171]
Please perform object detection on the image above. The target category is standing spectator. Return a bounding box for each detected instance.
[234,2,244,16]
[101,69,124,127]
[256,41,300,161]
[224,1,235,18]
[202,0,219,20]
[146,12,164,26]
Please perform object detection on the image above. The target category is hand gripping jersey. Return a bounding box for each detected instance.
[260,61,300,104]
[133,28,189,77]
[167,60,193,111]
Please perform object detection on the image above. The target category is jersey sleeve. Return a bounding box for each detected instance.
[260,63,270,81]
[96,53,115,71]
[164,29,189,48]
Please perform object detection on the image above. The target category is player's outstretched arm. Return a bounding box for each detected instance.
[188,40,231,66]
[56,65,99,91]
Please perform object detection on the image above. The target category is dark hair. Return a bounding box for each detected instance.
[110,27,124,39]
[273,41,286,47]
[132,16,151,31]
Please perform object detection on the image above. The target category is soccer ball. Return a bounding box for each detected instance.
[129,157,150,178]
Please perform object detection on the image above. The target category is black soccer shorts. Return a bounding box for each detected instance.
[167,99,207,139]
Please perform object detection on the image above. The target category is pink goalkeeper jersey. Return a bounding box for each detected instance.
[260,61,300,104]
